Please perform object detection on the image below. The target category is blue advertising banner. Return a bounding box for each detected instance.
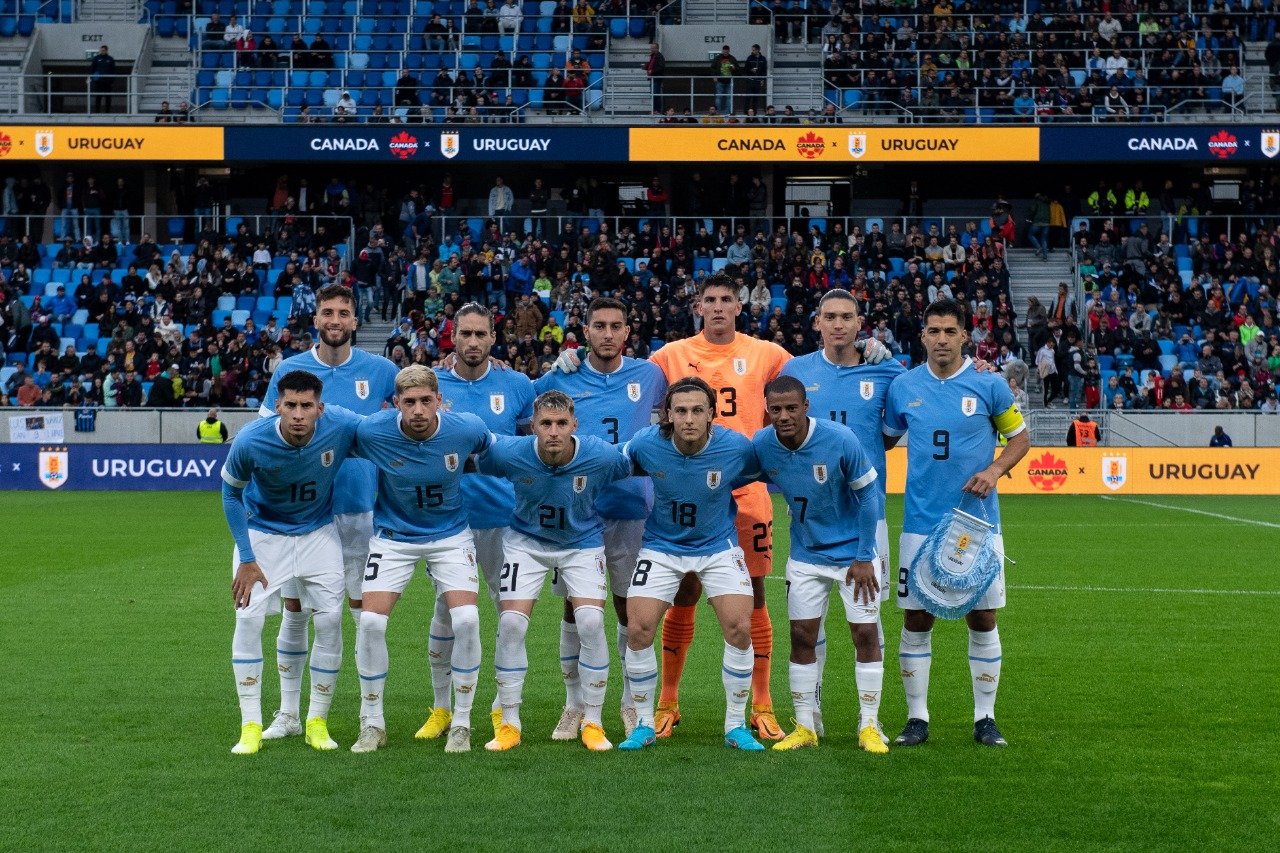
[0,443,230,491]
[224,126,630,162]
[1040,124,1278,162]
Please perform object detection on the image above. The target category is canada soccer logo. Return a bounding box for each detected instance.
[388,131,419,160]
[0,131,10,158]
[796,131,826,160]
[1026,451,1068,492]
[1207,129,1238,160]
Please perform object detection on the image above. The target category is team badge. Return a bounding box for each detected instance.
[441,131,459,159]
[1263,130,1280,159]
[35,130,54,158]
[1102,455,1127,491]
[595,555,606,575]
[320,449,335,467]
[38,446,68,489]
[733,358,747,376]
[627,382,642,402]
[961,396,978,416]
[354,379,370,400]
[860,380,875,400]
[490,393,505,414]
[444,452,459,472]
[707,470,722,489]
[813,464,828,484]
[573,475,588,493]
[847,132,867,159]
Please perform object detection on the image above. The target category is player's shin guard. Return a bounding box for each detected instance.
[968,627,1002,722]
[900,628,933,722]
[357,612,390,729]
[308,610,342,721]
[723,642,754,734]
[276,609,309,717]
[233,615,266,726]
[617,624,633,712]
[574,606,608,726]
[559,619,582,711]
[449,604,481,729]
[429,596,455,710]
[855,661,884,728]
[788,661,818,731]
[658,604,696,705]
[749,605,773,708]
[624,643,657,728]
[495,610,530,730]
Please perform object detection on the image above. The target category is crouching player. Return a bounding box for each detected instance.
[617,377,765,752]
[223,370,361,754]
[752,376,889,753]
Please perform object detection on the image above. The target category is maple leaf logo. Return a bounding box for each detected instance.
[1207,130,1238,160]
[1025,452,1068,492]
[388,131,419,160]
[0,131,11,158]
[796,131,826,160]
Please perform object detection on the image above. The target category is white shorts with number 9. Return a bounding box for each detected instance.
[626,543,753,604]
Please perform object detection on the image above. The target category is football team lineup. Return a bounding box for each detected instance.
[223,279,1029,756]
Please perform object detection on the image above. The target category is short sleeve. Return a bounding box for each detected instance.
[844,430,877,491]
[883,378,907,436]
[221,435,252,488]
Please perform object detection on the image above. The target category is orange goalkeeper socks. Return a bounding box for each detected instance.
[750,604,773,708]
[658,604,696,705]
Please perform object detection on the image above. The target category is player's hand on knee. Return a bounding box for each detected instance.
[844,560,879,604]
[233,561,268,608]
[553,349,581,373]
[857,338,891,365]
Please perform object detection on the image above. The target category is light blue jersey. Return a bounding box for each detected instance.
[884,359,1025,535]
[752,418,882,566]
[260,346,399,515]
[438,365,536,530]
[780,351,904,495]
[535,356,667,520]
[478,434,631,548]
[221,406,362,536]
[353,409,494,544]
[622,424,761,556]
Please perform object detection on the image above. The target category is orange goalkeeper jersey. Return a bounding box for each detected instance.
[650,333,792,437]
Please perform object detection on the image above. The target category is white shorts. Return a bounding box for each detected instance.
[626,544,753,604]
[280,511,373,603]
[362,530,480,597]
[896,532,1006,612]
[473,526,507,600]
[501,530,608,602]
[785,558,881,624]
[232,525,344,619]
[551,517,645,599]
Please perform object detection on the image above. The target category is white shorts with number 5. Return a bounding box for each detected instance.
[626,543,753,604]
[500,530,608,601]
[785,558,881,624]
[896,531,1006,612]
[361,530,479,597]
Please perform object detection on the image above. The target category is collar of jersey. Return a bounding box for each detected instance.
[819,348,865,370]
[926,357,972,382]
[538,435,580,470]
[307,345,354,370]
[582,356,625,376]
[274,417,316,449]
[772,417,819,452]
[669,427,713,456]
[450,362,492,382]
[396,411,443,442]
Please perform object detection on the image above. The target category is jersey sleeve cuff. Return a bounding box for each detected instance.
[221,468,248,489]
[882,425,907,438]
[848,468,878,491]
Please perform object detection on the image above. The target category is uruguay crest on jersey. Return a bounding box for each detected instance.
[813,463,827,484]
[444,452,459,472]
[733,357,747,376]
[355,379,370,400]
[573,475,588,493]
[961,396,978,416]
[321,449,335,467]
[627,382,642,402]
[860,380,875,400]
[707,470,722,489]
[490,393,505,414]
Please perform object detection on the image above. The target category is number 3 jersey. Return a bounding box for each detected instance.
[883,359,1025,535]
[353,409,494,544]
[622,424,761,556]
[220,406,363,536]
[477,434,631,549]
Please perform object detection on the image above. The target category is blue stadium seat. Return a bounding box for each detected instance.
[608,17,626,39]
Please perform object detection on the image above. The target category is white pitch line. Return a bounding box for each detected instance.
[1010,584,1280,597]
[1099,495,1280,529]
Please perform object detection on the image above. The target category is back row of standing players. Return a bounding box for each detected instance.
[222,277,1029,755]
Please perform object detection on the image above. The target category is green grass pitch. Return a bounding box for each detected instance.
[2,491,1277,851]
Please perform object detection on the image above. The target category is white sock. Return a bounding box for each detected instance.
[233,615,266,726]
[275,609,309,717]
[449,604,481,729]
[617,623,633,713]
[495,610,529,730]
[429,595,455,709]
[788,660,818,731]
[722,642,753,734]
[969,626,1002,722]
[814,620,827,718]
[307,610,342,721]
[357,612,389,729]
[900,628,933,722]
[574,606,608,726]
[855,661,884,729]
[349,605,362,671]
[559,618,582,710]
[625,643,657,728]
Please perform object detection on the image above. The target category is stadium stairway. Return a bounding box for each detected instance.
[683,0,746,24]
[141,34,198,116]
[769,39,822,114]
[356,315,397,358]
[80,0,139,21]
[605,37,653,114]
[1005,246,1073,409]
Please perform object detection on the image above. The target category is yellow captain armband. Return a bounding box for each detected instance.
[992,403,1026,439]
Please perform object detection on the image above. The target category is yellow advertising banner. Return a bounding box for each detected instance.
[0,125,224,161]
[629,126,1039,163]
[881,447,1280,495]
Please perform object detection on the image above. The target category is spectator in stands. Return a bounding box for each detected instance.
[711,45,738,115]
[155,100,175,122]
[234,29,257,68]
[203,13,226,48]
[87,45,118,114]
[257,35,281,68]
[743,44,767,114]
[1221,65,1245,111]
[497,0,523,34]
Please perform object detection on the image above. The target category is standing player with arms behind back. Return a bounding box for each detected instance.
[536,297,667,739]
[883,298,1029,748]
[257,284,398,743]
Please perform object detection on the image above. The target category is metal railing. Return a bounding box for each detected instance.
[3,71,196,117]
